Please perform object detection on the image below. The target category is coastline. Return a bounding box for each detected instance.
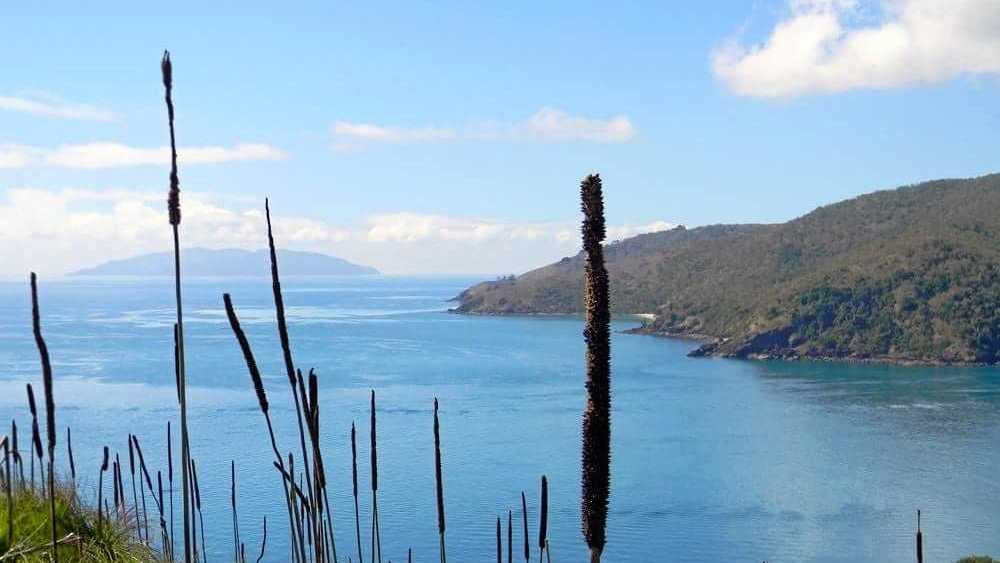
[454,309,994,368]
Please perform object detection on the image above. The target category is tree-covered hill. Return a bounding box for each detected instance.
[453,173,1000,364]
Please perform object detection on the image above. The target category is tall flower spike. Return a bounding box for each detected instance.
[162,50,180,226]
[580,173,611,563]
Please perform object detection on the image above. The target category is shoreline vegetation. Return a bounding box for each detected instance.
[452,173,1000,368]
[1,53,992,563]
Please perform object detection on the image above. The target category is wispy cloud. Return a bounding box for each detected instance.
[332,123,458,144]
[0,93,117,121]
[332,107,636,150]
[0,142,286,169]
[0,188,671,276]
[712,0,1000,98]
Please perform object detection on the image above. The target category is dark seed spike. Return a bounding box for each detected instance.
[507,509,513,563]
[433,398,446,563]
[370,390,378,492]
[496,517,502,563]
[521,491,530,562]
[538,475,548,555]
[580,173,611,562]
[66,427,76,481]
[224,294,269,413]
[26,384,37,418]
[162,50,180,226]
[30,275,56,459]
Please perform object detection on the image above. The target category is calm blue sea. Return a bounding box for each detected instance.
[1,276,998,562]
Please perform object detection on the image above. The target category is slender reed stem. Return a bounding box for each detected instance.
[98,447,109,528]
[351,422,364,563]
[169,421,176,562]
[161,49,193,563]
[507,509,512,563]
[521,492,529,562]
[496,517,501,563]
[370,391,382,563]
[538,475,548,562]
[232,461,240,563]
[433,398,446,563]
[580,173,611,563]
[916,510,923,563]
[266,200,316,525]
[66,427,75,486]
[256,517,267,563]
[3,436,12,548]
[30,273,58,562]
[191,458,207,563]
[223,293,302,563]
[130,435,142,541]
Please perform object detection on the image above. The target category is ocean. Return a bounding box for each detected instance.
[1,276,998,562]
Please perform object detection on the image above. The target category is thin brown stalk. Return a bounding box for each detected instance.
[496,517,501,563]
[3,436,12,547]
[916,510,923,563]
[370,390,382,563]
[507,509,512,563]
[132,435,157,542]
[30,272,58,562]
[433,398,446,563]
[521,492,529,562]
[233,460,240,563]
[11,420,23,489]
[26,384,41,491]
[169,421,175,561]
[98,446,109,527]
[159,471,169,556]
[266,200,316,524]
[191,458,207,563]
[66,427,75,484]
[580,173,611,563]
[223,292,302,563]
[538,475,548,561]
[161,49,193,563]
[256,517,267,563]
[351,422,363,563]
[129,435,142,541]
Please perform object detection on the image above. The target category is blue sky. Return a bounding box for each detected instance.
[2,0,999,276]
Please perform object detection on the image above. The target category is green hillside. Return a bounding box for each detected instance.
[453,174,1000,364]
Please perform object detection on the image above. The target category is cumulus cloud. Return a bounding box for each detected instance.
[332,107,636,150]
[712,0,1000,98]
[0,187,672,277]
[0,93,117,121]
[0,142,286,169]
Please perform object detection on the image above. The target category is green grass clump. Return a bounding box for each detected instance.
[957,557,998,563]
[0,483,157,562]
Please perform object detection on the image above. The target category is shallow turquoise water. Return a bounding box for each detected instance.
[0,276,998,562]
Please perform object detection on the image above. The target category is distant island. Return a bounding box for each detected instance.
[454,173,1000,365]
[71,248,379,277]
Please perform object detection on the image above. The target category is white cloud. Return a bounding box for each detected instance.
[0,188,672,277]
[332,107,636,150]
[513,107,636,143]
[0,142,286,169]
[332,122,458,144]
[713,0,1000,98]
[0,93,117,121]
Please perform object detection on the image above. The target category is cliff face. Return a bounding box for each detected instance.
[455,174,1000,365]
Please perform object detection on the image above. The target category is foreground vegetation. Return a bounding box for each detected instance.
[0,485,155,562]
[455,173,1000,364]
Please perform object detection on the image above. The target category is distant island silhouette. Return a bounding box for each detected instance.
[71,248,379,277]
